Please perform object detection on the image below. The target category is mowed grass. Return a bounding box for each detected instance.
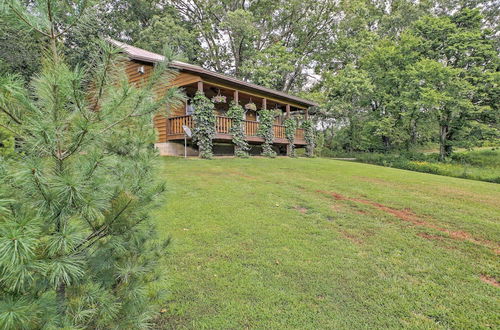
[154,157,499,329]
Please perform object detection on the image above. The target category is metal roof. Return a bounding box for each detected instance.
[107,39,318,108]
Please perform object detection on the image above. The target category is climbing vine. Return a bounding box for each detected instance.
[192,91,216,159]
[301,119,315,157]
[257,109,276,158]
[283,117,297,157]
[227,101,249,157]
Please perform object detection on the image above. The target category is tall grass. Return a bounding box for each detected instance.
[322,148,500,183]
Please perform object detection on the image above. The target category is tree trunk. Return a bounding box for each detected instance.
[57,282,66,325]
[439,125,448,161]
[382,135,390,152]
[409,118,418,147]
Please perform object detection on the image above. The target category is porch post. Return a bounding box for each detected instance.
[304,107,309,120]
[262,98,267,110]
[286,104,290,118]
[234,90,239,104]
[197,81,204,93]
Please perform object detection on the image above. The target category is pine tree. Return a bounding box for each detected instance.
[0,1,183,328]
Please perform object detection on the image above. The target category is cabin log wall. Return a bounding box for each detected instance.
[125,59,310,150]
[125,60,203,143]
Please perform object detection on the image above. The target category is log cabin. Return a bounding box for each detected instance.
[109,39,318,156]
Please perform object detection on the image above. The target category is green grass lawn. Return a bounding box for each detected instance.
[154,157,499,329]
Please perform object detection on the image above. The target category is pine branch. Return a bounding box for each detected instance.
[85,214,149,257]
[98,92,148,134]
[82,214,97,232]
[73,197,133,253]
[0,122,20,136]
[60,129,88,160]
[7,3,51,37]
[71,77,87,119]
[55,0,88,38]
[91,51,113,113]
[31,169,50,206]
[0,106,22,125]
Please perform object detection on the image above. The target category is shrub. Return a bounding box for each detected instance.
[301,119,315,157]
[283,118,297,157]
[340,150,500,183]
[257,109,276,158]
[227,101,249,157]
[192,91,216,159]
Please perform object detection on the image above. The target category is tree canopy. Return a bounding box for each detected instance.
[0,0,498,156]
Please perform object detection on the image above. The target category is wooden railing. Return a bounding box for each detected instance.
[216,116,232,134]
[295,128,305,140]
[167,115,193,135]
[166,115,305,142]
[273,125,286,139]
[244,120,259,136]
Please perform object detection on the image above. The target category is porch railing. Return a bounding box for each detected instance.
[166,115,304,141]
[167,115,193,135]
[244,120,259,136]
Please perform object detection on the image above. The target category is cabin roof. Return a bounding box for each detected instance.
[107,39,318,108]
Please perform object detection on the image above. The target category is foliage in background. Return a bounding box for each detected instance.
[319,8,499,160]
[167,0,340,92]
[1,0,497,162]
[322,148,500,183]
[257,109,276,158]
[0,14,41,81]
[0,1,184,328]
[192,91,216,159]
[227,101,249,157]
[136,13,202,63]
[301,119,315,157]
[283,117,297,157]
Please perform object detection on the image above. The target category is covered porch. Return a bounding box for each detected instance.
[161,114,306,145]
[155,79,310,150]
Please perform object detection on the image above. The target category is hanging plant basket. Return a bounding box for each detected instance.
[211,95,227,103]
[245,102,257,111]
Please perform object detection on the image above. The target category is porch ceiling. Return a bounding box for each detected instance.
[182,81,304,112]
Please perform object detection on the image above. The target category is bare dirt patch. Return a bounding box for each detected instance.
[330,204,344,212]
[417,232,445,241]
[227,171,257,180]
[434,186,500,207]
[480,275,500,287]
[353,176,394,186]
[356,176,500,207]
[317,190,500,254]
[417,232,459,250]
[338,229,364,245]
[293,206,308,214]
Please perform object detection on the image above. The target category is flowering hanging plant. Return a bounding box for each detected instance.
[244,102,257,111]
[211,95,227,103]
